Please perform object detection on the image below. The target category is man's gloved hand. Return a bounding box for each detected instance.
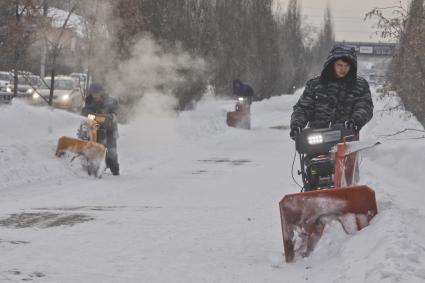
[344,119,359,133]
[290,127,302,140]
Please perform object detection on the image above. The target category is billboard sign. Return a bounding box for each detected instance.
[359,46,374,54]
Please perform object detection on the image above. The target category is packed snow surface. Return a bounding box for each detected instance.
[0,89,425,282]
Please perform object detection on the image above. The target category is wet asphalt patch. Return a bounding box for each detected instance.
[4,269,45,281]
[0,212,94,229]
[197,158,252,166]
[32,205,162,212]
[270,125,290,130]
[192,170,209,175]
[0,239,30,245]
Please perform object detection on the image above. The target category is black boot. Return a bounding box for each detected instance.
[106,147,119,176]
[110,162,119,176]
[107,160,119,176]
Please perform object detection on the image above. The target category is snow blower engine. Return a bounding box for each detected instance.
[296,124,356,191]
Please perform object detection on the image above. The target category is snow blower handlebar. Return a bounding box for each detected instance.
[295,124,355,155]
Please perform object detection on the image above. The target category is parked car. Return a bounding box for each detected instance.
[0,90,13,104]
[0,71,12,91]
[31,76,83,112]
[16,74,41,98]
[7,73,42,98]
[70,72,88,88]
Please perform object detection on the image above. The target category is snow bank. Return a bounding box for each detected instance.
[0,89,424,283]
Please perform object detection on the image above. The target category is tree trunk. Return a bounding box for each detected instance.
[13,0,20,97]
[48,62,56,106]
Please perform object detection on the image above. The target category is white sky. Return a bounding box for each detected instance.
[276,0,409,42]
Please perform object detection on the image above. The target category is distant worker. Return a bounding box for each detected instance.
[82,83,120,176]
[232,79,256,106]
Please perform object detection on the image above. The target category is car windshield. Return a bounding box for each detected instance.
[29,76,41,86]
[0,74,10,81]
[18,76,29,85]
[43,79,74,90]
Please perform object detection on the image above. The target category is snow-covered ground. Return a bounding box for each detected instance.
[1,89,425,282]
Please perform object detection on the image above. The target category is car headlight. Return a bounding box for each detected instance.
[307,134,324,145]
[32,92,40,99]
[6,87,12,93]
[238,97,244,101]
[61,94,70,101]
[27,88,33,94]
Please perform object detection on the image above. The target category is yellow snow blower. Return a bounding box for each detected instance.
[56,114,107,177]
[279,125,378,262]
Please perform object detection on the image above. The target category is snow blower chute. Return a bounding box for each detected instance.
[226,97,251,129]
[279,125,378,262]
[56,114,107,177]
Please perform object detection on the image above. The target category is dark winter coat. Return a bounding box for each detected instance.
[290,45,373,130]
[233,80,255,106]
[82,94,119,147]
[233,80,255,98]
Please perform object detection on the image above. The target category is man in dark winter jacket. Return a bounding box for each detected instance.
[82,83,120,176]
[290,45,373,140]
[232,79,255,105]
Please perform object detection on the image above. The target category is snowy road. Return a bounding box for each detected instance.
[1,91,425,282]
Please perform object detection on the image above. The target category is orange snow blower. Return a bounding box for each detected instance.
[56,114,107,177]
[226,97,251,129]
[279,125,378,262]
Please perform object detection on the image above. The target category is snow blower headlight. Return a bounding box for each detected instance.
[238,97,244,101]
[307,134,324,145]
[88,114,96,120]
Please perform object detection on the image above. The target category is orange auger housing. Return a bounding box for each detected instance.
[226,111,250,129]
[279,141,378,262]
[56,115,106,161]
[55,137,106,162]
[226,98,251,129]
[55,114,107,177]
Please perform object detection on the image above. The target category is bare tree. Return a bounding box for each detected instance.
[38,2,78,105]
[0,0,41,97]
[100,0,315,108]
[275,0,311,93]
[76,0,114,97]
[366,0,425,125]
[310,4,335,77]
